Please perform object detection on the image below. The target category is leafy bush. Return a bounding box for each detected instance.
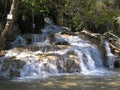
[16,0,120,35]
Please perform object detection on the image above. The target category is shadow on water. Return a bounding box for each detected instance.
[0,69,120,90]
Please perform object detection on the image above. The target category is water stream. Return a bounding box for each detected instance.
[104,41,115,68]
[0,22,118,89]
[0,70,120,90]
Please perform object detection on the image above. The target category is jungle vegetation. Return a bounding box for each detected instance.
[0,0,120,35]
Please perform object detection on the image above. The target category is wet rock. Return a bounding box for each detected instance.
[1,59,25,71]
[55,41,70,45]
[55,45,71,50]
[0,50,6,57]
[104,31,118,40]
[23,34,33,44]
[9,70,20,77]
[11,47,28,53]
[35,54,47,60]
[1,60,11,71]
[12,60,25,69]
[35,52,81,73]
[64,58,81,73]
[40,45,56,52]
[115,38,120,48]
[57,58,81,73]
[35,53,57,61]
[55,51,81,73]
[9,56,16,60]
[114,60,120,68]
[48,33,56,43]
[26,45,40,52]
[67,51,79,65]
[41,61,58,74]
[46,55,56,61]
[33,45,71,52]
[26,38,32,45]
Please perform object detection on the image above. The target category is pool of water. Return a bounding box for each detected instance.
[0,69,120,90]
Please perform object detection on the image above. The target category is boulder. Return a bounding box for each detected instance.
[1,58,25,71]
[35,52,81,73]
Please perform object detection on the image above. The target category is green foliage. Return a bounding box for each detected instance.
[114,0,120,9]
[16,0,120,35]
[61,0,120,33]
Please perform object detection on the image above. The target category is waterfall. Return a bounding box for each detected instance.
[104,41,115,68]
[11,35,26,47]
[55,34,104,74]
[20,59,58,78]
[0,23,111,79]
[32,34,42,43]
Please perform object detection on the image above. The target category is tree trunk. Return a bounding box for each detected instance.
[0,0,19,49]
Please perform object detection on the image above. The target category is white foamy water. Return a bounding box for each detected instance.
[55,34,105,74]
[104,41,115,68]
[20,60,58,78]
[0,22,113,79]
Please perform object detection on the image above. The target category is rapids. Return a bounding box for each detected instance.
[0,21,115,79]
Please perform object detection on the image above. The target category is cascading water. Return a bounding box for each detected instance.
[104,41,115,68]
[11,35,26,47]
[0,21,111,79]
[55,34,105,74]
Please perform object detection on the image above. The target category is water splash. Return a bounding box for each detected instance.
[104,41,115,68]
[56,34,104,74]
[20,59,58,78]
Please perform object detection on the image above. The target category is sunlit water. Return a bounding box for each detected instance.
[0,69,120,90]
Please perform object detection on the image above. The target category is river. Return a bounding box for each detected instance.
[0,69,120,90]
[0,20,119,90]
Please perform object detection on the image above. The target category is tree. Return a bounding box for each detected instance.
[0,0,20,49]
